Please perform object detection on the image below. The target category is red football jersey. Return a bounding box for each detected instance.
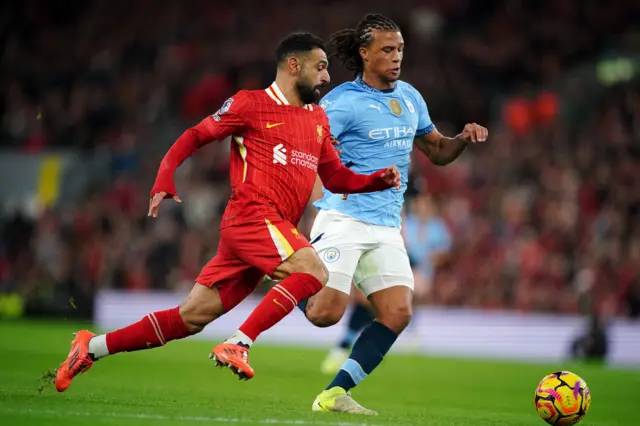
[203,82,339,227]
[151,82,391,229]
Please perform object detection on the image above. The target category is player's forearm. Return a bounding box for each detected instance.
[318,163,390,194]
[415,135,469,166]
[151,124,212,196]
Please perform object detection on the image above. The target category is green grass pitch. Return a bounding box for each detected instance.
[0,320,638,426]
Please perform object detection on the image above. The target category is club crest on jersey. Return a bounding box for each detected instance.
[291,228,301,239]
[316,125,323,143]
[389,99,403,116]
[405,99,415,114]
[323,248,340,263]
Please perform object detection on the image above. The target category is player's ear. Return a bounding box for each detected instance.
[359,47,369,63]
[288,56,301,76]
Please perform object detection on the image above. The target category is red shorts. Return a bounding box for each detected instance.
[196,217,311,311]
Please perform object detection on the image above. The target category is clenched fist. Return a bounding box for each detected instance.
[457,123,488,143]
[381,165,401,190]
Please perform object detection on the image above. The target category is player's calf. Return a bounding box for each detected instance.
[235,248,327,342]
[217,248,328,379]
[179,284,226,333]
[319,285,412,404]
[55,284,226,392]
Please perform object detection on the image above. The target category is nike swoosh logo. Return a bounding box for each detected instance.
[317,401,330,412]
[310,233,324,245]
[266,122,284,129]
[273,299,288,312]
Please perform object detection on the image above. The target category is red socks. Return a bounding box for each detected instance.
[106,306,191,354]
[103,274,323,354]
[239,272,323,341]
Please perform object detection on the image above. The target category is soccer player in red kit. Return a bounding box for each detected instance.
[55,32,401,391]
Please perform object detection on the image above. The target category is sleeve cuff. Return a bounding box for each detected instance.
[416,123,436,137]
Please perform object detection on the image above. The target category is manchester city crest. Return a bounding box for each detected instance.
[323,248,340,263]
[389,99,403,116]
[405,99,415,114]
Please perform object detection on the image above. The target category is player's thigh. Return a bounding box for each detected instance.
[354,229,414,298]
[350,283,370,306]
[272,246,327,284]
[220,217,315,279]
[195,245,264,314]
[309,209,370,296]
[356,233,414,334]
[353,228,414,332]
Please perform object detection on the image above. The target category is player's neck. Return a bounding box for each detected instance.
[274,77,304,107]
[361,72,395,91]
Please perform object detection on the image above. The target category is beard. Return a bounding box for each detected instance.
[296,81,322,104]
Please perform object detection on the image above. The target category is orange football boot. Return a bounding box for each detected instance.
[55,330,96,392]
[209,342,254,380]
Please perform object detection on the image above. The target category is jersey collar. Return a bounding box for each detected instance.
[354,75,397,94]
[265,82,314,110]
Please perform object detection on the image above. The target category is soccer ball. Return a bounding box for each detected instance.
[534,371,591,425]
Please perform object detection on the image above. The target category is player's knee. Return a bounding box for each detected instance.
[304,287,347,327]
[300,256,329,286]
[306,305,343,327]
[312,261,330,286]
[377,303,412,334]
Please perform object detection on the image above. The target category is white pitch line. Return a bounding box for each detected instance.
[2,408,381,426]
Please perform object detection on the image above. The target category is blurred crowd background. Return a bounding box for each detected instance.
[1,0,639,320]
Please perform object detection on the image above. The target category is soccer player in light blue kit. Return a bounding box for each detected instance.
[319,194,453,376]
[297,14,488,414]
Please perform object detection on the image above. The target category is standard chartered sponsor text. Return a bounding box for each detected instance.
[291,150,318,171]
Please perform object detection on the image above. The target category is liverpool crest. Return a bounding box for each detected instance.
[291,228,301,239]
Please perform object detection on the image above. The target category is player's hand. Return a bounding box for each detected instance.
[329,135,342,154]
[457,123,488,143]
[381,165,401,190]
[148,192,182,218]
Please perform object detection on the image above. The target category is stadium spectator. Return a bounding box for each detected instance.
[1,0,639,318]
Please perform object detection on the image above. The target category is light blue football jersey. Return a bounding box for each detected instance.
[314,76,435,228]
